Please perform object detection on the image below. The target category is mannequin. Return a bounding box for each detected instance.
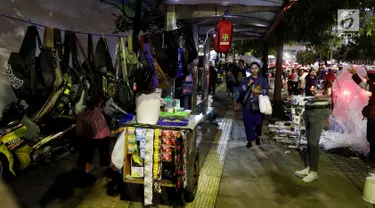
[295,99,330,182]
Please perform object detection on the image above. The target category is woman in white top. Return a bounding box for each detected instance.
[297,69,306,95]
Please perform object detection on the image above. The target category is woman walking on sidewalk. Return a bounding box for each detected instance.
[239,62,269,148]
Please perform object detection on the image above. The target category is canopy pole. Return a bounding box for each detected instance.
[274,22,284,101]
[191,26,199,115]
[165,5,177,98]
[202,35,211,114]
[262,41,269,77]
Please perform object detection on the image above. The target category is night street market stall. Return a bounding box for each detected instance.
[0,0,294,206]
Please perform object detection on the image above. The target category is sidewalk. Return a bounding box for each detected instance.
[215,113,371,208]
[8,86,370,208]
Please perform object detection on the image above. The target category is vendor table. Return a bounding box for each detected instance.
[112,115,203,206]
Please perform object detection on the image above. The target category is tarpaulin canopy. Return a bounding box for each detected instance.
[144,0,290,40]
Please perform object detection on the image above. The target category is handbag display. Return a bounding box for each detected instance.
[95,37,116,99]
[114,37,133,107]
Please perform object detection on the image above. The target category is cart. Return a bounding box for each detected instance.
[111,115,204,206]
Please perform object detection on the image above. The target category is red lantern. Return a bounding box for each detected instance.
[214,20,233,53]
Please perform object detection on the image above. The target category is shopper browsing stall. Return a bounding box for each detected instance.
[76,97,111,173]
[238,62,269,148]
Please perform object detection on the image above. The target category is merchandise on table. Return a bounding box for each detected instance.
[144,129,154,206]
[120,126,190,204]
[267,96,315,148]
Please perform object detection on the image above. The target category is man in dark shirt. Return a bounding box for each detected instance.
[209,65,218,95]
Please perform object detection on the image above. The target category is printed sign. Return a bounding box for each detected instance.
[5,64,24,89]
[222,34,229,41]
[337,9,360,32]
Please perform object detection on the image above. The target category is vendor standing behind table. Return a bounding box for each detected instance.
[349,67,375,172]
[233,60,246,111]
[305,71,318,96]
[76,97,111,173]
[239,62,269,148]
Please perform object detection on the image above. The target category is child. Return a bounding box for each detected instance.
[76,98,111,173]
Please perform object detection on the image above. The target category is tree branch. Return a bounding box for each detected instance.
[99,0,133,20]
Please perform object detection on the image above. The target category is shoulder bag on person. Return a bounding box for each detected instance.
[238,81,261,113]
[259,95,272,115]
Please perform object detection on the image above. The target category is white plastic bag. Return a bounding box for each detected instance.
[111,130,126,170]
[259,95,272,115]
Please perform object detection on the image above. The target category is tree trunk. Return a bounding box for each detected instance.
[261,41,269,77]
[132,0,142,54]
[274,23,284,101]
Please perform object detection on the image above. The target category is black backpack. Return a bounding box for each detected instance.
[76,34,99,104]
[95,37,116,99]
[7,26,56,109]
[32,29,71,123]
[137,42,157,94]
[114,37,133,109]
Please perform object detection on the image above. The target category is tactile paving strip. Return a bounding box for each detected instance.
[185,112,234,208]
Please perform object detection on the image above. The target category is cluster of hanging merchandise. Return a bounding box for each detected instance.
[6,24,137,125]
[2,14,198,127]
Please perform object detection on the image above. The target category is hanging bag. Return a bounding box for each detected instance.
[114,37,133,107]
[95,37,116,99]
[85,34,101,102]
[33,29,74,122]
[7,26,42,105]
[136,38,157,94]
[75,35,96,113]
[46,29,73,119]
[29,27,68,122]
[125,35,142,78]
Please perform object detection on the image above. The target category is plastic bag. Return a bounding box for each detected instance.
[111,130,126,170]
[322,65,370,155]
[259,95,272,115]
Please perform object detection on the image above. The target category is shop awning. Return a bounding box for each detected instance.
[144,0,290,40]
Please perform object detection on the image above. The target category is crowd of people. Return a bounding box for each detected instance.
[209,60,339,150]
[286,67,337,97]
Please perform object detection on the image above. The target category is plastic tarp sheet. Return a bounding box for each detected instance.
[240,54,262,67]
[320,65,370,155]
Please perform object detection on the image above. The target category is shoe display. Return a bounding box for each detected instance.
[302,171,318,183]
[295,166,310,178]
